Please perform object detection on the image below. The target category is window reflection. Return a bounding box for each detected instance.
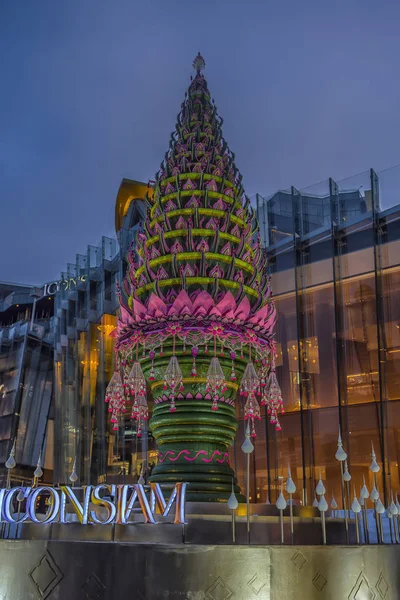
[263,237,400,505]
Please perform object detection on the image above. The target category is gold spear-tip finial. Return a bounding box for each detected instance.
[193,52,206,74]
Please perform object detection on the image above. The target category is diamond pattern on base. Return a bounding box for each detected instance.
[312,572,327,592]
[29,551,63,599]
[81,573,106,600]
[376,573,389,599]
[248,573,267,595]
[349,572,376,600]
[205,577,233,600]
[291,550,307,571]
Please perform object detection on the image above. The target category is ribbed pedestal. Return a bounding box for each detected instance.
[149,399,243,502]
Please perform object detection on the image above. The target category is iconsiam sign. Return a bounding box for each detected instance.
[105,54,283,502]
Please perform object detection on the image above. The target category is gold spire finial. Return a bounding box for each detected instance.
[193,52,205,74]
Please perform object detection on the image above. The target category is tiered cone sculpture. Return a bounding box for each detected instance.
[106,54,282,501]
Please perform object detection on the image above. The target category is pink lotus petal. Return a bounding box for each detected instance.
[147,293,168,318]
[193,291,214,316]
[249,304,270,326]
[119,303,134,325]
[169,289,193,317]
[132,298,147,322]
[208,305,222,317]
[195,392,202,399]
[263,311,277,333]
[215,291,236,318]
[235,296,251,321]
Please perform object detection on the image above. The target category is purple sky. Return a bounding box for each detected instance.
[1,0,400,284]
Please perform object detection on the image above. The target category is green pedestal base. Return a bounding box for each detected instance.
[149,398,243,502]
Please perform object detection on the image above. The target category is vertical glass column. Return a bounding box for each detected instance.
[291,186,308,503]
[371,168,389,501]
[335,170,382,497]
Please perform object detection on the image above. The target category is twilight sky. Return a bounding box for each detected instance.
[1,0,400,284]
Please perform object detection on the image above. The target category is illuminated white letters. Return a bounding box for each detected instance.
[60,486,92,524]
[0,483,187,526]
[90,485,117,525]
[116,484,156,524]
[150,482,187,524]
[27,487,60,524]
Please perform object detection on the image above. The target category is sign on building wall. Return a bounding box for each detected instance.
[0,483,187,525]
[43,275,87,296]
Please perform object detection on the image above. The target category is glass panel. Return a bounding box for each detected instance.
[269,412,304,505]
[340,272,379,405]
[378,164,400,212]
[256,189,293,246]
[298,179,330,236]
[300,283,337,409]
[382,268,400,401]
[274,295,299,413]
[336,170,371,226]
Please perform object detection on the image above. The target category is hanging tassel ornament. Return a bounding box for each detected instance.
[191,346,198,377]
[244,394,261,437]
[125,360,146,424]
[206,357,225,410]
[240,358,260,436]
[126,361,146,398]
[132,394,149,437]
[148,350,156,381]
[105,370,125,430]
[263,367,284,431]
[230,351,236,381]
[164,356,183,412]
[163,333,183,412]
[206,328,227,411]
[259,360,267,388]
[240,361,259,397]
[240,361,261,437]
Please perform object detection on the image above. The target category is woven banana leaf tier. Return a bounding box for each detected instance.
[105,54,283,502]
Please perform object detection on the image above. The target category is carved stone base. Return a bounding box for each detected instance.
[1,540,399,599]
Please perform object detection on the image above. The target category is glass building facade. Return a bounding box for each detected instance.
[235,166,400,508]
[0,284,54,486]
[52,183,148,486]
[2,168,400,508]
